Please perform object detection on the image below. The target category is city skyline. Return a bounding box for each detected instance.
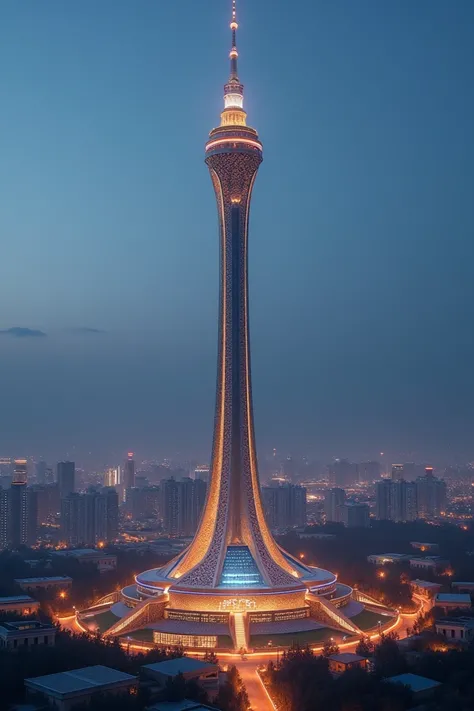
[1,0,474,462]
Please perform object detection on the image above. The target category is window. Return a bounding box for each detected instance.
[451,629,455,638]
[44,636,49,645]
[460,630,464,639]
[34,637,38,645]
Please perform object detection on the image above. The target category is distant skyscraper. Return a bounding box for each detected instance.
[36,461,47,485]
[324,488,346,523]
[341,502,370,528]
[391,464,404,481]
[57,461,75,498]
[375,479,393,520]
[359,461,381,483]
[124,453,135,490]
[376,479,417,522]
[328,459,358,488]
[61,488,119,545]
[161,478,179,536]
[261,483,307,529]
[416,467,447,519]
[104,467,121,488]
[194,466,210,484]
[10,459,28,547]
[160,478,208,536]
[0,489,9,549]
[33,483,60,524]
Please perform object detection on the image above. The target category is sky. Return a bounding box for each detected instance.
[0,0,473,467]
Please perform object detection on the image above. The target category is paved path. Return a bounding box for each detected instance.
[235,659,275,711]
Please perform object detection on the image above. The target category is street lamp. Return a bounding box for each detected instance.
[378,620,382,636]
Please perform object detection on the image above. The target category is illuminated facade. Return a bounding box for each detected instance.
[78,1,397,651]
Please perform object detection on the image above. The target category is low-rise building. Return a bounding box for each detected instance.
[142,657,218,692]
[53,549,117,572]
[410,542,439,553]
[0,620,56,650]
[410,580,442,600]
[25,665,137,711]
[409,556,446,572]
[0,596,40,616]
[434,593,472,612]
[328,653,367,675]
[386,673,441,701]
[452,581,474,593]
[14,576,73,593]
[367,553,409,566]
[435,616,474,642]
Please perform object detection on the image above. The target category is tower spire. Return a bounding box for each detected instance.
[229,0,239,80]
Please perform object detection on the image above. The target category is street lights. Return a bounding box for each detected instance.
[378,620,382,637]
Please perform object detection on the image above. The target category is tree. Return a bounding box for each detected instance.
[356,636,374,657]
[203,650,219,665]
[322,638,340,658]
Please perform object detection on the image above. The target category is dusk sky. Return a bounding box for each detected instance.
[0,0,473,466]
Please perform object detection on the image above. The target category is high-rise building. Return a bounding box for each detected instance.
[61,488,119,546]
[341,502,370,528]
[36,461,47,485]
[0,489,9,549]
[376,479,393,520]
[359,461,381,483]
[80,2,381,651]
[328,459,359,488]
[9,459,28,547]
[194,467,210,484]
[376,479,417,522]
[324,488,346,523]
[391,464,404,481]
[416,467,447,519]
[160,478,208,536]
[57,461,75,498]
[33,483,60,524]
[123,453,135,491]
[262,483,307,529]
[104,467,121,488]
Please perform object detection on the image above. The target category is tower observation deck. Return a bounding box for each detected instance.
[79,1,398,652]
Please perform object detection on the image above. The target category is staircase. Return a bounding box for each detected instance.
[233,613,248,652]
[307,592,362,636]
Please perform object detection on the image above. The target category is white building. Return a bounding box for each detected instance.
[434,593,472,612]
[367,553,409,566]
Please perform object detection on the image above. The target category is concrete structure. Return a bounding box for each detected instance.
[328,653,367,675]
[25,666,137,711]
[0,595,40,615]
[434,593,472,612]
[324,488,346,523]
[142,657,218,691]
[0,620,56,650]
[435,617,474,642]
[340,502,370,528]
[15,576,73,593]
[410,580,442,600]
[57,461,75,499]
[386,673,441,701]
[76,0,394,653]
[54,548,117,572]
[367,554,409,565]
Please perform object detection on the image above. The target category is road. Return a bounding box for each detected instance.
[234,660,275,711]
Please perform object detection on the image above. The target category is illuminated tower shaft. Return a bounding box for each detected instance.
[172,1,297,588]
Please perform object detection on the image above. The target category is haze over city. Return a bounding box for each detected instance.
[1,0,473,465]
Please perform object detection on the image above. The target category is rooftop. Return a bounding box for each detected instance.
[386,673,441,693]
[25,666,136,697]
[0,595,36,604]
[143,657,217,677]
[54,549,114,557]
[411,580,442,590]
[147,701,217,711]
[436,617,474,628]
[328,653,366,664]
[0,621,54,631]
[14,576,72,584]
[435,593,471,604]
